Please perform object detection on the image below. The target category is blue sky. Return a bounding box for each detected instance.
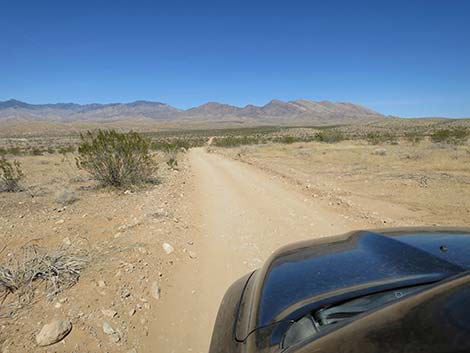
[0,0,469,117]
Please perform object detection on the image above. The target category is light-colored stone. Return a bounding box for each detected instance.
[151,281,161,300]
[102,322,115,335]
[110,332,121,343]
[162,243,174,254]
[372,148,387,156]
[55,189,78,206]
[35,319,72,346]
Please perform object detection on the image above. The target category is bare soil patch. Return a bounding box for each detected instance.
[0,152,195,353]
[215,140,470,226]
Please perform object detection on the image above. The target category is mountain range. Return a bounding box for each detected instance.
[0,98,384,124]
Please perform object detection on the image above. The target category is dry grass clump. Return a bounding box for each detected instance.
[165,145,179,169]
[0,245,88,318]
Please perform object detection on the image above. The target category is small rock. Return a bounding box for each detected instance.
[120,288,131,298]
[102,322,115,335]
[372,148,387,156]
[149,209,168,218]
[97,280,106,288]
[151,281,161,300]
[110,332,121,343]
[187,240,194,245]
[62,237,71,246]
[55,189,79,206]
[129,308,136,317]
[36,319,72,346]
[188,251,197,259]
[55,219,65,225]
[162,243,174,254]
[137,247,148,254]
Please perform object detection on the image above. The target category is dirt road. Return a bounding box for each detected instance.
[143,148,357,353]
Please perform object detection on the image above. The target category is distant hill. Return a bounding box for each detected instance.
[0,98,384,124]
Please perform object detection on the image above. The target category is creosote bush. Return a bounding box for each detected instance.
[404,132,423,145]
[315,130,346,143]
[366,132,398,145]
[431,129,469,144]
[0,157,24,192]
[76,130,157,187]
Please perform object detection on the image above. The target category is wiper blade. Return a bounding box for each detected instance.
[315,284,428,326]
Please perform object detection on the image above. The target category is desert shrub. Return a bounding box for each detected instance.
[151,137,206,151]
[76,130,157,187]
[278,136,296,144]
[0,146,23,156]
[31,148,45,156]
[165,145,179,169]
[0,157,24,192]
[212,135,265,147]
[366,132,397,145]
[57,145,76,154]
[273,136,297,144]
[404,132,423,145]
[430,129,451,143]
[431,129,469,144]
[315,130,346,143]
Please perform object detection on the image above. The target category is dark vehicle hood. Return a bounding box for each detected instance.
[292,272,470,353]
[237,227,470,344]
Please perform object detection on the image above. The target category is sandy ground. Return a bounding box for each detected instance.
[219,141,470,226]
[0,153,196,353]
[1,141,469,353]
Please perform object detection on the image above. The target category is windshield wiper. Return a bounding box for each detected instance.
[283,283,431,349]
[315,284,428,326]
